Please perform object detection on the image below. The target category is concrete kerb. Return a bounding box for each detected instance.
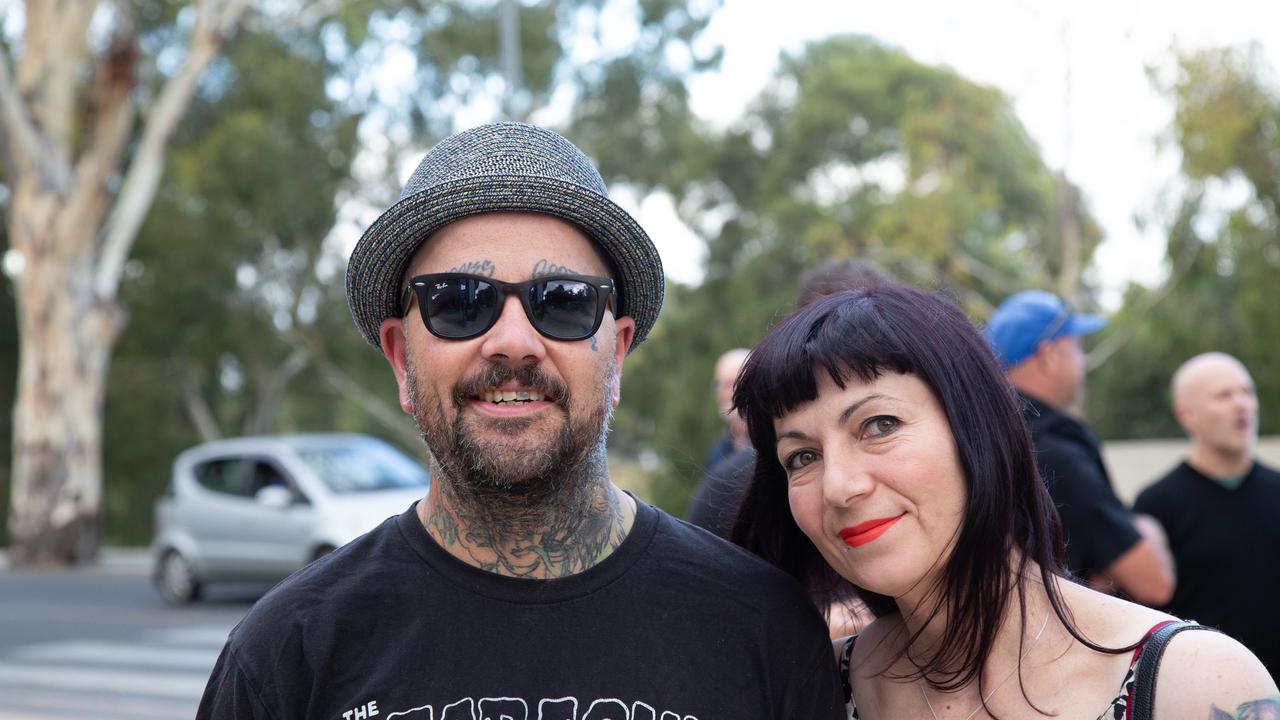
[0,547,152,575]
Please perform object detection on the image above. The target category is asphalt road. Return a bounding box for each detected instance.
[0,551,271,720]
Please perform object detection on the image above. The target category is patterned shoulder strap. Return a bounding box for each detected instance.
[1128,621,1219,720]
[839,635,857,711]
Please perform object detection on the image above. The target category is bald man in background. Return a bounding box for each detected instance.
[705,348,752,470]
[688,348,752,538]
[1135,352,1280,678]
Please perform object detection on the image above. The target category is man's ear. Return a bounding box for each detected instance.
[379,317,414,413]
[1172,401,1195,436]
[609,316,636,407]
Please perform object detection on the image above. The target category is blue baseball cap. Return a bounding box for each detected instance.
[984,290,1106,369]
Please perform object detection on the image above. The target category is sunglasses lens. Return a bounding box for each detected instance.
[425,277,500,338]
[529,279,600,339]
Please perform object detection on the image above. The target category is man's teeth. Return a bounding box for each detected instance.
[480,390,546,404]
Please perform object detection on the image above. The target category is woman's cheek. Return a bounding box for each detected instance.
[788,480,827,544]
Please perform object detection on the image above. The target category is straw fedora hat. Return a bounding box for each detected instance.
[345,122,664,352]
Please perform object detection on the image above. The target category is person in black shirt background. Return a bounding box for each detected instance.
[1135,352,1280,679]
[985,290,1176,607]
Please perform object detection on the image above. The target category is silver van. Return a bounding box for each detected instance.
[152,433,429,604]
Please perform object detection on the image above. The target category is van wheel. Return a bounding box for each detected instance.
[156,549,201,605]
[312,545,336,562]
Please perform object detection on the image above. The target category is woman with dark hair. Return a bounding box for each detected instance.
[732,286,1275,719]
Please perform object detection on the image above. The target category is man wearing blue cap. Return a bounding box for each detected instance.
[986,290,1176,606]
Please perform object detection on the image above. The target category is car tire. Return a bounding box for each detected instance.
[156,549,202,605]
[311,545,336,562]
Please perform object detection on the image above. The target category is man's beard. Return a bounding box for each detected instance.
[405,354,614,512]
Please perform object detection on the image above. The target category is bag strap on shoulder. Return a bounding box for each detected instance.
[1130,620,1219,720]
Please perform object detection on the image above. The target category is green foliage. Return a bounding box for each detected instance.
[1088,45,1280,442]
[613,35,1093,512]
[105,29,370,545]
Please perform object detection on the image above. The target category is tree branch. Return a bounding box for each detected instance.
[244,346,312,436]
[94,0,248,300]
[1087,233,1202,370]
[950,247,1022,295]
[0,42,42,181]
[303,341,423,452]
[16,0,96,149]
[178,365,223,442]
[62,36,140,258]
[272,0,348,32]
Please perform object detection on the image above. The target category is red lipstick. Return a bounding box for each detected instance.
[838,515,904,548]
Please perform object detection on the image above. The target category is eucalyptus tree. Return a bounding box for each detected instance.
[0,0,249,563]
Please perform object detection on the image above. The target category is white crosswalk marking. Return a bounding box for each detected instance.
[0,624,231,720]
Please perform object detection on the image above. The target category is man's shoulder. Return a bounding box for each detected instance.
[1133,463,1191,513]
[1253,459,1280,482]
[224,515,410,653]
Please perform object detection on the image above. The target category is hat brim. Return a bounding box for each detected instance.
[346,175,664,353]
[1062,313,1106,337]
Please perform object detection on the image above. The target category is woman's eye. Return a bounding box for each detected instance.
[783,449,819,471]
[864,416,900,438]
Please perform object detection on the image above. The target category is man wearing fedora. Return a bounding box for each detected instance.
[198,123,844,719]
[985,290,1176,607]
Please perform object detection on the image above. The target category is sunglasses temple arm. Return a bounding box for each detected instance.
[399,285,414,318]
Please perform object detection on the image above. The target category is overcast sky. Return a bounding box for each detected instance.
[630,0,1280,307]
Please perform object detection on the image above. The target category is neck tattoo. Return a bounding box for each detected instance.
[918,609,1051,720]
[423,475,630,579]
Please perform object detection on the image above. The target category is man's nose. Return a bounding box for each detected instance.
[479,295,548,365]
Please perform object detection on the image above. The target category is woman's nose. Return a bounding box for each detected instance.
[822,456,874,508]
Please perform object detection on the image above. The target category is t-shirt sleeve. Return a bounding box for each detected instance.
[1038,441,1140,575]
[773,609,844,717]
[197,643,277,720]
[783,635,847,720]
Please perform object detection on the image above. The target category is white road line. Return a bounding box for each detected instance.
[12,641,218,671]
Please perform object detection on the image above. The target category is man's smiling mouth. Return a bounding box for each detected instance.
[476,389,548,405]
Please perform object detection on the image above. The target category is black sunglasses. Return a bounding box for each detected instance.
[402,273,615,341]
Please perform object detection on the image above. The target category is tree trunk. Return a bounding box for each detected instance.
[0,0,245,566]
[6,190,122,566]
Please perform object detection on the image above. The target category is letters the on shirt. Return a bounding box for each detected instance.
[377,696,696,720]
[344,701,379,720]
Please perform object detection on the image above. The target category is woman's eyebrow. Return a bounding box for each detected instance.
[776,429,812,444]
[776,393,892,445]
[838,393,888,426]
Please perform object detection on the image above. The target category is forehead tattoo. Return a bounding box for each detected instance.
[532,258,580,277]
[445,259,496,277]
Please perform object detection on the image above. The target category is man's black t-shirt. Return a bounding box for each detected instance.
[1134,461,1280,678]
[1021,393,1140,579]
[197,500,844,720]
